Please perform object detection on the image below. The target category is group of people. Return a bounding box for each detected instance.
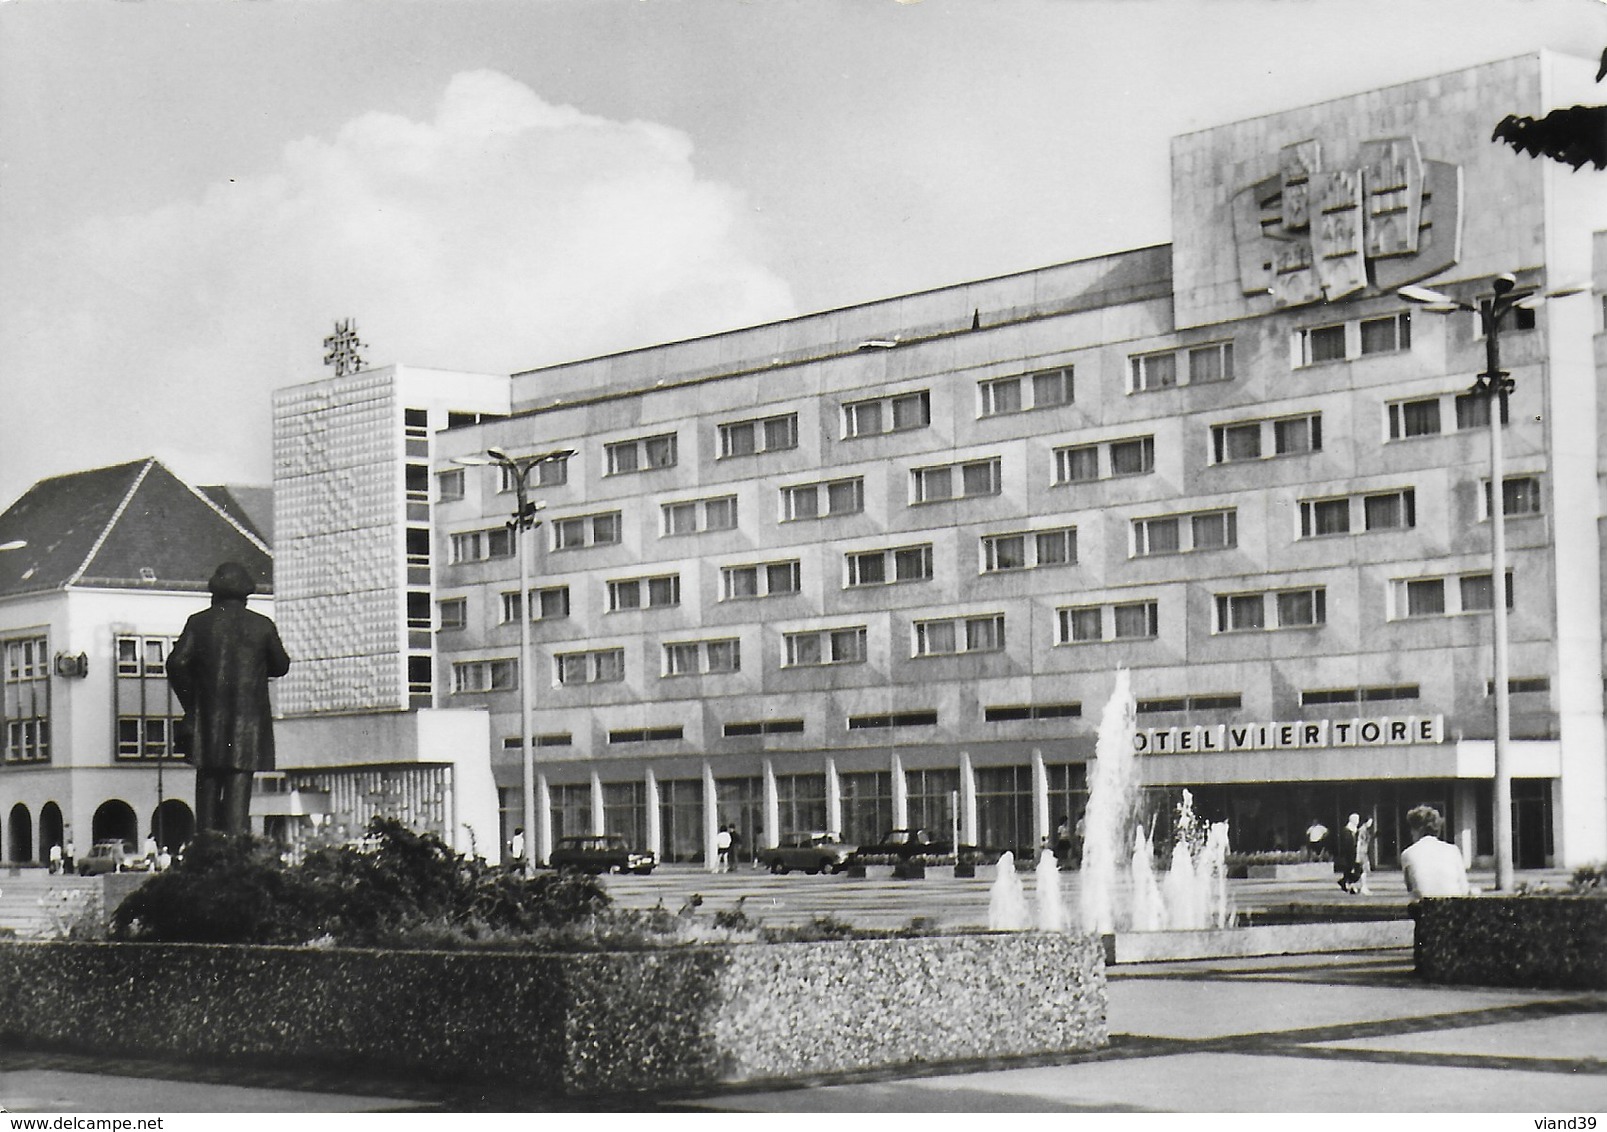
[715,824,745,872]
[1317,806,1471,897]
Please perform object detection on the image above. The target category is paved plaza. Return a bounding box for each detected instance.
[2,869,1603,1113]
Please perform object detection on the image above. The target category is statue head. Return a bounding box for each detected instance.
[207,561,257,600]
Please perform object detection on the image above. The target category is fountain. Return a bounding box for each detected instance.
[1034,849,1067,931]
[987,850,1030,930]
[1079,669,1234,933]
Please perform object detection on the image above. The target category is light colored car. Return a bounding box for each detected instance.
[758,831,857,875]
[78,839,148,876]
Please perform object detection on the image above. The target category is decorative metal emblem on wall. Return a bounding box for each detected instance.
[1232,137,1462,308]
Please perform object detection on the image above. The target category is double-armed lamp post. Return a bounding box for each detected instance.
[1398,273,1583,891]
[454,447,574,876]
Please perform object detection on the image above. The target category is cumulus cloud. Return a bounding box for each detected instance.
[1,71,795,500]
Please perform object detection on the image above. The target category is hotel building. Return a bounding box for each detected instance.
[277,52,1607,871]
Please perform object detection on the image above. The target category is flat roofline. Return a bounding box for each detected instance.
[508,244,1171,380]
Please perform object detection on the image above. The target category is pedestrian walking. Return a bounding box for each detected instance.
[1355,816,1375,894]
[716,825,733,872]
[1336,812,1363,892]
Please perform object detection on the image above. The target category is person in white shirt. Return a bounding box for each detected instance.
[1401,805,1472,898]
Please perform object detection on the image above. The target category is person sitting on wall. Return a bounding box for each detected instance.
[1401,804,1472,898]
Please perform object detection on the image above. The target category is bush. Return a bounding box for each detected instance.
[111,820,609,946]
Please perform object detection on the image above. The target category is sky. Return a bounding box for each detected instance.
[2,0,1604,510]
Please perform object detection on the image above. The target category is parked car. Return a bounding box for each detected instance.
[846,828,954,863]
[757,831,857,875]
[548,834,656,875]
[78,839,149,876]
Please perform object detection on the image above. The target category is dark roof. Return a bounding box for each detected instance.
[0,459,273,600]
[198,484,274,544]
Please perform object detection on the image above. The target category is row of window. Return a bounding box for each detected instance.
[442,475,1543,628]
[448,429,1538,562]
[450,568,1522,693]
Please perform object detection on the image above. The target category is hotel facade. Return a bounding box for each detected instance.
[275,53,1607,871]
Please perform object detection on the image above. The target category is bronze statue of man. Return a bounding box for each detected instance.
[167,562,291,835]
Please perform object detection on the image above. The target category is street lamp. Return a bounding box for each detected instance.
[455,447,573,877]
[1398,273,1585,891]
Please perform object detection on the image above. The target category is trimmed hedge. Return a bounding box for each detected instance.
[1413,897,1607,989]
[0,932,1106,1095]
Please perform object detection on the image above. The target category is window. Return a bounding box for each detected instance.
[1302,685,1419,705]
[448,527,515,563]
[436,468,465,501]
[1211,414,1321,463]
[1486,677,1551,696]
[723,719,806,737]
[552,511,622,550]
[1055,445,1100,483]
[846,544,933,586]
[663,494,738,535]
[981,527,1076,572]
[1363,489,1416,531]
[911,458,1001,503]
[1455,391,1511,431]
[1215,588,1325,631]
[605,433,677,475]
[1215,593,1266,632]
[1275,587,1327,627]
[1054,600,1159,644]
[1133,509,1236,556]
[1391,570,1514,618]
[1108,437,1155,477]
[1130,342,1233,391]
[979,368,1073,415]
[438,598,467,631]
[451,659,518,694]
[1299,497,1351,538]
[1300,323,1347,365]
[609,726,684,744]
[1482,476,1542,518]
[1058,606,1104,643]
[664,638,741,676]
[719,413,798,457]
[1458,572,1515,612]
[1187,342,1235,384]
[1138,694,1243,714]
[843,390,930,437]
[1130,351,1178,391]
[497,457,569,491]
[1359,312,1411,355]
[913,614,1005,656]
[984,702,1081,722]
[1477,299,1536,335]
[721,560,801,599]
[501,586,569,623]
[1273,414,1322,455]
[781,476,863,521]
[848,711,938,730]
[783,626,868,667]
[1387,398,1442,439]
[556,648,625,685]
[1213,423,1262,463]
[1112,601,1160,640]
[1054,435,1154,483]
[607,574,681,612]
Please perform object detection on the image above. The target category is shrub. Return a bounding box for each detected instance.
[111,819,609,946]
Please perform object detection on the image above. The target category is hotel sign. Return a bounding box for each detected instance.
[1134,715,1445,755]
[1232,136,1462,309]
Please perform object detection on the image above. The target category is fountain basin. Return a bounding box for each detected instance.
[1105,919,1413,964]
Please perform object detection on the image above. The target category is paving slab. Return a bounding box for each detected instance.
[0,1068,420,1114]
[1309,1013,1607,1063]
[1108,976,1567,1041]
[701,1052,1607,1113]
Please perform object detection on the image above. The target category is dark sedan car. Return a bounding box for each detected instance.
[757,831,857,875]
[548,834,656,875]
[846,828,954,862]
